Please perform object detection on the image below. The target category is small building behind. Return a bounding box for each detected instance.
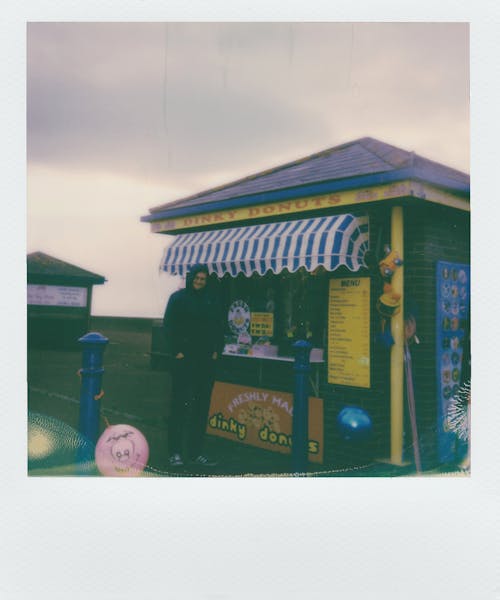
[27,252,106,349]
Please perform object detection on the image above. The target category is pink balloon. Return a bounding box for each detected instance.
[95,424,149,477]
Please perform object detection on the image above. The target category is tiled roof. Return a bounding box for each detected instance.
[27,252,106,284]
[147,137,469,217]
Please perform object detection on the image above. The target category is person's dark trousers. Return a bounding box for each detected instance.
[168,354,215,458]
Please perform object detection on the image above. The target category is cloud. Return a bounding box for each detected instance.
[26,22,469,318]
[28,21,469,195]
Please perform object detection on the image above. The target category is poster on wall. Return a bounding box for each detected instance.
[207,382,324,463]
[436,261,470,463]
[328,277,371,388]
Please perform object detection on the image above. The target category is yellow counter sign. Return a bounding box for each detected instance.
[328,278,371,388]
[250,312,274,337]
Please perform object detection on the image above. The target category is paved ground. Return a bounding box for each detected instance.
[27,319,467,478]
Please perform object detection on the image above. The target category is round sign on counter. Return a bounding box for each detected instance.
[228,300,251,334]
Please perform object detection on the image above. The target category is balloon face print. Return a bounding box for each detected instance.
[95,425,149,477]
[111,436,133,463]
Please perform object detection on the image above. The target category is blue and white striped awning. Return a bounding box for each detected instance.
[161,214,369,278]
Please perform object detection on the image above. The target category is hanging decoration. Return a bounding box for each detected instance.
[375,245,403,347]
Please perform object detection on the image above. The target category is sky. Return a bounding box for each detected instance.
[27,22,470,318]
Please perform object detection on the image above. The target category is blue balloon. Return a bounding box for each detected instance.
[336,407,373,442]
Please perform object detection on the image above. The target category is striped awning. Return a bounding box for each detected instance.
[161,213,369,278]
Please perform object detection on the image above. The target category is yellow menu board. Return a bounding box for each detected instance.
[328,278,371,388]
[250,312,274,337]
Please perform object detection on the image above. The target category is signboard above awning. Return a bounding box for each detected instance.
[160,213,369,278]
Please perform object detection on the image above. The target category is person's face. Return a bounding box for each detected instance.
[192,271,208,291]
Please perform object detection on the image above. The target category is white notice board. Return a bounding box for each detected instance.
[27,284,88,307]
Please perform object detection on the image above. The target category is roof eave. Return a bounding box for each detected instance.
[141,167,469,223]
[27,274,107,285]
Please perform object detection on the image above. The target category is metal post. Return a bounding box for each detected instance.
[78,332,108,444]
[292,340,312,475]
[390,206,405,465]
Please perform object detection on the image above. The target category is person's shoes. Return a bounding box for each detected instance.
[190,455,217,467]
[168,453,184,467]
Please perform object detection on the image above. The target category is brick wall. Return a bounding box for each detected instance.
[320,202,469,468]
[404,202,470,468]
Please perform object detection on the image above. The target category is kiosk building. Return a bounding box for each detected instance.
[142,137,470,468]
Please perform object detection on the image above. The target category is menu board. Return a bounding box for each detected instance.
[328,278,371,388]
[436,261,470,463]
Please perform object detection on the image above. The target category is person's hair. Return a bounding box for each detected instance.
[186,263,209,288]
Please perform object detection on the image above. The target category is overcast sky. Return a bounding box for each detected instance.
[27,22,469,317]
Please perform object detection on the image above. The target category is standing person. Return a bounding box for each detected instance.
[163,264,224,468]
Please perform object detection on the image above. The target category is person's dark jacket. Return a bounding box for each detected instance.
[163,265,225,359]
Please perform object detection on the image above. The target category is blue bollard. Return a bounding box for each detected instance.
[78,332,108,444]
[292,340,312,475]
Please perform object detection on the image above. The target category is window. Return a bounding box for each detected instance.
[216,268,328,359]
